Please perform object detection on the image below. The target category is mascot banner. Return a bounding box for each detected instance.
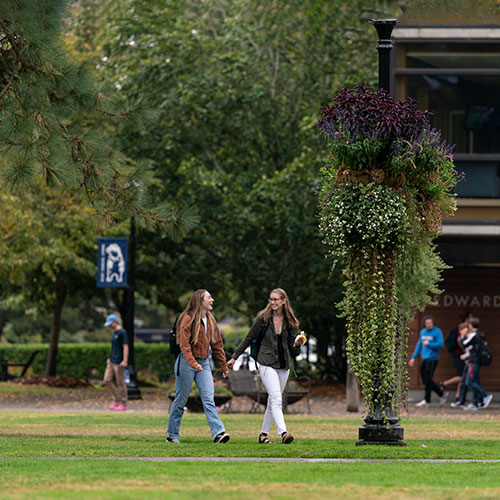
[97,238,128,288]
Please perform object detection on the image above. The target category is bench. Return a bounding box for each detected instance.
[283,376,311,414]
[227,369,311,414]
[227,369,266,413]
[0,350,40,381]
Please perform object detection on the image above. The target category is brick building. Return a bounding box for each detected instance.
[391,23,500,389]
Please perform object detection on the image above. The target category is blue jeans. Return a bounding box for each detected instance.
[457,364,468,404]
[465,362,487,406]
[167,354,225,440]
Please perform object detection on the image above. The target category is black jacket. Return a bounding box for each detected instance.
[232,314,301,370]
[462,331,485,365]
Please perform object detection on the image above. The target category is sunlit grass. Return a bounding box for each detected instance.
[2,412,500,499]
[1,459,500,500]
[1,412,500,460]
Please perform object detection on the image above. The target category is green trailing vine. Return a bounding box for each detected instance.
[317,85,459,415]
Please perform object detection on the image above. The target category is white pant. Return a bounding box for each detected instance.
[259,365,289,436]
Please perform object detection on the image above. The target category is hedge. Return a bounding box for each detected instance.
[0,343,176,381]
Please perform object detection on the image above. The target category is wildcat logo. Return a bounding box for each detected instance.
[97,238,128,288]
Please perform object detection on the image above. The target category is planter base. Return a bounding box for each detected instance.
[356,412,406,447]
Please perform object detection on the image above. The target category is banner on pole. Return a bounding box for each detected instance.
[97,238,128,288]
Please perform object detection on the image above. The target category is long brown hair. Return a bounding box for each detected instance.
[178,289,218,344]
[257,288,299,328]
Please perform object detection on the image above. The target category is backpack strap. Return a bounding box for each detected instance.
[174,312,194,377]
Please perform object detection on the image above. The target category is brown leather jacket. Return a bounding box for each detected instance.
[179,314,228,372]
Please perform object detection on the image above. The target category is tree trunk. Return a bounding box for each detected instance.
[346,365,360,412]
[45,277,67,376]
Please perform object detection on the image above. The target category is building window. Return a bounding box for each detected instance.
[393,41,500,198]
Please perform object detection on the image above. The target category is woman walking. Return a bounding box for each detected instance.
[166,289,230,444]
[227,288,305,444]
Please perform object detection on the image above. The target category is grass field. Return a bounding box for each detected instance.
[1,412,500,499]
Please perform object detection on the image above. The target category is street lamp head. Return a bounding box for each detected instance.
[369,19,398,42]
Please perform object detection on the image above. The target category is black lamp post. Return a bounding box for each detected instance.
[123,217,142,400]
[356,18,406,446]
[370,19,398,93]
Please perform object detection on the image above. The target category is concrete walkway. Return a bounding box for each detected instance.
[1,387,500,416]
[2,456,500,463]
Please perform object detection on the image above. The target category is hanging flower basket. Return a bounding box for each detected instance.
[317,84,460,415]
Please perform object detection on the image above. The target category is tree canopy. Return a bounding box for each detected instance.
[2,0,401,380]
[64,0,401,378]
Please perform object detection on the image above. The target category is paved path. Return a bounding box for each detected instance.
[2,456,500,463]
[1,387,500,416]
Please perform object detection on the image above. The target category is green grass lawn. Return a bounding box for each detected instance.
[1,412,500,499]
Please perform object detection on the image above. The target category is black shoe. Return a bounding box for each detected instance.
[213,432,230,443]
[281,432,294,444]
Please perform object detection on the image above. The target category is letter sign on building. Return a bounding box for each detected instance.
[97,238,128,288]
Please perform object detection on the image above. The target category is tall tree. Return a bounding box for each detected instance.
[0,0,197,234]
[1,0,198,373]
[0,188,122,374]
[67,0,400,378]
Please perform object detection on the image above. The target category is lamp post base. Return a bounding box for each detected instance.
[126,382,142,400]
[126,365,142,400]
[356,405,406,446]
[356,420,406,446]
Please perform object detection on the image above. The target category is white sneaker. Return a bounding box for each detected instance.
[463,403,479,411]
[415,399,429,407]
[482,394,493,409]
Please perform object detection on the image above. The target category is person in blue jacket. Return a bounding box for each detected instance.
[409,316,447,407]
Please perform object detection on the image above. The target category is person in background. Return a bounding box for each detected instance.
[166,289,230,444]
[409,316,447,407]
[442,318,469,407]
[227,288,305,444]
[103,314,129,411]
[461,317,493,411]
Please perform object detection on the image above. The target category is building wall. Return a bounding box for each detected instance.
[392,24,500,391]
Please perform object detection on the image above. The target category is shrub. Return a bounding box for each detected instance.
[0,343,175,382]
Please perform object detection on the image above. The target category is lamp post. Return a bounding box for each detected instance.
[123,217,142,400]
[370,19,398,93]
[356,18,406,446]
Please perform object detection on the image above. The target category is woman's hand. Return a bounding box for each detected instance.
[408,358,415,367]
[195,365,203,372]
[226,359,235,370]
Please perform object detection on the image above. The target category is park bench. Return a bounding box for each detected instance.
[227,369,311,414]
[0,350,40,381]
[227,369,266,413]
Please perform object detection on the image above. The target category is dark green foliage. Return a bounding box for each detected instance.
[0,0,198,235]
[0,343,175,381]
[401,0,500,21]
[64,0,399,381]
